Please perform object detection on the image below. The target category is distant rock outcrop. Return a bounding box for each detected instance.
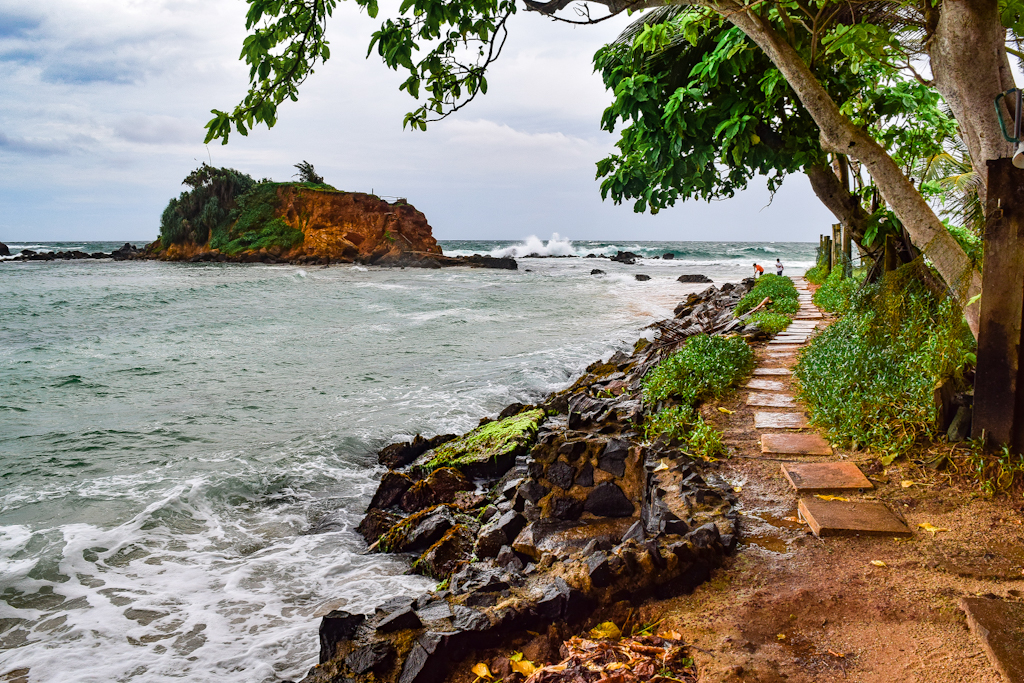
[0,241,9,256]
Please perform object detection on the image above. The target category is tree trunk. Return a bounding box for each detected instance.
[929,0,1016,202]
[712,2,983,335]
[805,162,871,244]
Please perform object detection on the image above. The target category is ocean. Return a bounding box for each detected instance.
[0,238,816,682]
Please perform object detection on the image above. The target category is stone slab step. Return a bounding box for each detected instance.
[754,368,792,375]
[771,336,808,343]
[798,497,912,538]
[746,393,795,407]
[781,462,872,491]
[761,432,833,455]
[767,344,802,351]
[745,378,786,391]
[754,412,809,429]
[960,597,1024,683]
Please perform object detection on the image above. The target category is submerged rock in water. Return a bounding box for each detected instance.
[378,433,457,469]
[0,242,9,256]
[663,252,675,259]
[590,269,605,275]
[677,274,713,283]
[635,274,651,281]
[609,251,640,265]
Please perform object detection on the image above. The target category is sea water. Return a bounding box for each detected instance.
[0,238,815,682]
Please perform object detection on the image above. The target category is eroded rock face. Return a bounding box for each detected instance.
[276,188,441,264]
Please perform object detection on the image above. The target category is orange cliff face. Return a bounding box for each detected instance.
[275,186,442,264]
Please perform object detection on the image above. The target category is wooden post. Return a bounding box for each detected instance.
[973,158,1024,450]
[825,236,833,271]
[883,234,900,272]
[832,224,843,278]
[841,223,853,276]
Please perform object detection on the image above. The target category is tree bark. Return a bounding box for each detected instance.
[929,0,1016,200]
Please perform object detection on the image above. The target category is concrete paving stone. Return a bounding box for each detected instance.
[754,412,809,429]
[771,336,808,343]
[761,432,833,455]
[960,597,1024,683]
[746,393,796,407]
[753,368,792,375]
[767,345,802,352]
[745,378,786,391]
[798,497,913,538]
[781,462,872,491]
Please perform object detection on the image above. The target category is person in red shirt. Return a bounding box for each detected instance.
[753,263,764,278]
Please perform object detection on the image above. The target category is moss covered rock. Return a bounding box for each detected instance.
[413,409,546,479]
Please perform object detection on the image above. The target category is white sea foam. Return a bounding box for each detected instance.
[490,233,576,258]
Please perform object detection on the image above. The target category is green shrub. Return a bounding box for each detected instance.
[209,183,305,255]
[946,223,982,266]
[644,405,695,442]
[771,297,800,315]
[796,265,974,461]
[687,417,726,459]
[735,273,799,316]
[643,334,754,406]
[804,264,829,284]
[812,268,859,313]
[216,218,304,255]
[748,311,792,335]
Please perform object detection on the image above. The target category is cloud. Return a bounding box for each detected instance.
[0,131,79,156]
[114,115,199,145]
[0,12,40,39]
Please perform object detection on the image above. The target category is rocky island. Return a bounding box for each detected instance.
[150,163,515,268]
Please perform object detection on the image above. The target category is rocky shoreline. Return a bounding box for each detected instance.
[0,241,518,270]
[300,278,771,683]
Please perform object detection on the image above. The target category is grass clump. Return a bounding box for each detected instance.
[747,311,792,335]
[804,264,829,284]
[643,334,754,405]
[812,267,859,314]
[420,409,545,472]
[949,443,1024,497]
[796,263,974,461]
[210,183,304,255]
[642,334,751,455]
[735,273,799,316]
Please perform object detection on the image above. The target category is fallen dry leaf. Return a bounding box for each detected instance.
[777,633,786,640]
[733,486,742,493]
[589,622,622,640]
[657,630,683,641]
[511,659,537,677]
[472,663,493,680]
[717,407,734,414]
[814,494,849,502]
[653,459,670,472]
[900,480,916,488]
[870,560,886,567]
[918,522,949,535]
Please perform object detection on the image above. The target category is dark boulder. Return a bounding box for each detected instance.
[557,440,587,460]
[663,253,675,259]
[550,497,583,521]
[635,274,651,282]
[498,402,532,419]
[111,243,138,260]
[357,509,400,544]
[574,462,594,487]
[370,471,414,510]
[319,610,365,664]
[677,274,713,283]
[591,269,605,275]
[400,468,473,513]
[416,525,474,579]
[586,552,613,587]
[598,439,630,477]
[687,523,722,549]
[377,605,422,633]
[378,433,457,469]
[546,461,575,490]
[398,632,448,683]
[584,482,634,517]
[459,254,518,270]
[346,642,394,675]
[610,251,640,265]
[475,510,527,557]
[452,605,491,631]
[449,564,510,595]
[0,242,9,256]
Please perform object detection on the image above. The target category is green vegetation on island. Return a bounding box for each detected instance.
[158,162,336,254]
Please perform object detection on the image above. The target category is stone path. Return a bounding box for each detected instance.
[745,276,910,537]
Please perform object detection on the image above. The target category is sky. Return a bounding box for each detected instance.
[0,0,836,243]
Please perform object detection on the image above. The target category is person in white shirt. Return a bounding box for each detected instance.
[775,258,784,275]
